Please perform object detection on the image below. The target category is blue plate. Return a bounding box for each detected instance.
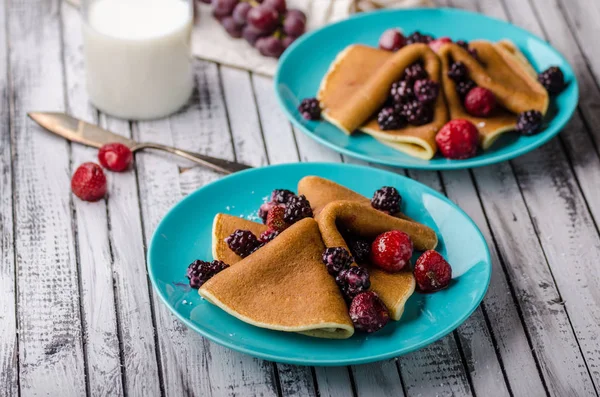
[148,163,491,365]
[274,8,578,170]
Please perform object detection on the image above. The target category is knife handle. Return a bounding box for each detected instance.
[133,142,252,174]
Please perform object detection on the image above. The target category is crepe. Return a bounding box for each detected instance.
[438,41,549,149]
[212,213,268,265]
[318,44,449,160]
[201,218,355,339]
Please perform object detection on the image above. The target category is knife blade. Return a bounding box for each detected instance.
[28,112,137,149]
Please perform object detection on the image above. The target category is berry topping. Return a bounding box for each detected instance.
[225,229,261,258]
[377,107,406,131]
[71,162,107,202]
[259,228,280,243]
[370,230,413,273]
[322,247,353,275]
[187,260,229,289]
[435,119,479,160]
[336,266,371,300]
[379,28,406,52]
[258,201,278,223]
[456,40,469,50]
[403,63,428,82]
[349,291,390,333]
[413,79,440,104]
[428,37,452,53]
[448,61,468,82]
[400,100,433,126]
[348,238,371,265]
[98,143,133,172]
[298,98,321,120]
[414,250,452,292]
[284,194,313,224]
[390,80,415,104]
[266,205,289,232]
[516,110,543,136]
[271,188,295,204]
[456,80,476,99]
[405,31,434,45]
[464,87,496,117]
[371,186,402,214]
[538,66,565,95]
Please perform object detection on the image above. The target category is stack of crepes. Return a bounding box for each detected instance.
[317,40,549,160]
[199,176,438,339]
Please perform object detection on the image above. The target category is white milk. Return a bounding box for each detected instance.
[83,0,193,120]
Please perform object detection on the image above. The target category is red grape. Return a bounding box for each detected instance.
[198,0,212,4]
[232,2,252,25]
[242,24,267,45]
[282,36,295,49]
[212,0,239,17]
[247,4,279,33]
[256,36,284,58]
[283,14,305,37]
[286,9,306,22]
[221,16,243,38]
[263,0,287,14]
[379,28,406,51]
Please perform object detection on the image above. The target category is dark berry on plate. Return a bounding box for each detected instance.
[349,291,390,333]
[403,62,428,82]
[436,119,479,159]
[187,260,229,289]
[406,31,434,45]
[377,107,406,130]
[428,37,451,53]
[390,80,415,104]
[464,86,496,117]
[256,36,284,58]
[516,110,543,136]
[298,98,321,120]
[71,162,107,202]
[413,79,440,104]
[379,28,406,52]
[448,61,468,82]
[336,266,371,300]
[98,142,133,172]
[538,66,565,95]
[259,228,280,243]
[414,250,452,292]
[271,188,295,204]
[456,80,476,99]
[225,229,261,258]
[456,40,469,50]
[322,247,353,275]
[284,194,313,223]
[370,230,413,273]
[348,239,371,265]
[266,205,289,232]
[371,186,402,214]
[468,48,479,60]
[400,100,433,126]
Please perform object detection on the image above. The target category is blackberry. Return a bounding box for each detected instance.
[348,239,371,265]
[371,186,402,213]
[284,194,313,224]
[456,80,476,99]
[538,66,565,95]
[516,110,543,136]
[186,260,229,289]
[406,31,434,45]
[259,229,280,243]
[403,62,428,82]
[336,266,371,301]
[390,80,415,104]
[448,61,468,82]
[322,247,353,275]
[456,40,469,50]
[225,229,261,258]
[468,48,481,63]
[377,107,406,130]
[400,100,433,126]
[414,79,440,104]
[298,98,321,120]
[271,189,295,204]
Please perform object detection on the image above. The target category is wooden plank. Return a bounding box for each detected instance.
[0,0,18,394]
[351,360,405,397]
[60,3,124,396]
[8,0,87,395]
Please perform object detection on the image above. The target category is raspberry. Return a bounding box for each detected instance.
[403,63,428,82]
[436,119,479,160]
[348,239,371,265]
[516,110,543,136]
[414,250,452,292]
[336,266,371,300]
[413,79,440,104]
[405,31,434,45]
[284,194,313,224]
[448,61,468,82]
[464,87,496,117]
[186,260,229,289]
[258,201,277,223]
[225,229,261,258]
[538,66,565,95]
[259,228,280,243]
[377,107,406,130]
[428,37,451,53]
[371,186,402,214]
[322,247,353,275]
[390,80,415,104]
[98,142,133,172]
[298,98,321,120]
[456,80,476,99]
[378,28,406,52]
[370,230,413,273]
[349,291,389,333]
[266,206,289,232]
[271,189,295,204]
[71,162,107,202]
[400,100,433,126]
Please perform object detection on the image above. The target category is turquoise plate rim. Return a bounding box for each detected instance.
[147,163,492,366]
[274,7,579,171]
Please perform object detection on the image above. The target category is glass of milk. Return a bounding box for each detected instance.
[82,0,194,120]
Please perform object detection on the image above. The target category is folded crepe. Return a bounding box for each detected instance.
[212,213,268,265]
[318,44,449,160]
[202,218,355,339]
[438,40,549,149]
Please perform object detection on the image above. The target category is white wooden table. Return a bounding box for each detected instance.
[2,0,600,396]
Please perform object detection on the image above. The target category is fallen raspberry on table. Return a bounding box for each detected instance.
[464,86,496,117]
[370,230,413,273]
[187,260,229,289]
[98,142,133,172]
[266,206,289,232]
[349,291,390,333]
[322,247,353,275]
[414,250,452,292]
[71,162,107,202]
[225,229,261,258]
[435,119,479,160]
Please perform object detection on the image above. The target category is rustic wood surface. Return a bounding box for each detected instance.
[1,0,599,395]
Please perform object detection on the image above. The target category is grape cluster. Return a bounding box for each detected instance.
[206,0,307,58]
